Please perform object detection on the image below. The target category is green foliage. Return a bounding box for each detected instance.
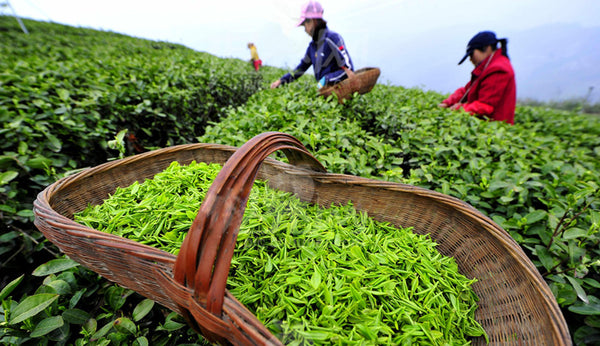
[1,16,261,345]
[200,82,600,343]
[2,15,600,345]
[0,258,209,345]
[75,161,486,344]
[199,81,404,178]
[0,15,263,228]
[519,97,600,115]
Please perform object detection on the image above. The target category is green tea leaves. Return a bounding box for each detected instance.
[0,275,23,301]
[32,258,80,276]
[30,315,64,337]
[8,293,59,324]
[132,299,155,322]
[567,276,590,304]
[569,296,600,316]
[310,267,322,290]
[76,161,486,344]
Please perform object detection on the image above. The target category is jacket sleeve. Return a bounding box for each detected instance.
[443,86,467,106]
[280,47,312,84]
[462,69,511,117]
[323,36,353,84]
[462,100,494,116]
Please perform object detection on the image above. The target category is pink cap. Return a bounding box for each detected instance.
[296,1,324,26]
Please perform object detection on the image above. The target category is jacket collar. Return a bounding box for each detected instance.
[312,25,328,43]
[472,50,498,77]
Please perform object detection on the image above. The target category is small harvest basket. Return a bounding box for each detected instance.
[34,132,571,345]
[318,67,380,103]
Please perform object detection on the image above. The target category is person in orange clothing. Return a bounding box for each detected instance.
[439,31,516,125]
[247,42,262,71]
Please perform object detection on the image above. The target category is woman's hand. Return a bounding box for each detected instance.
[270,79,282,89]
[439,102,464,110]
[450,103,464,111]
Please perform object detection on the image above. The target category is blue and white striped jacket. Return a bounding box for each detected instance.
[280,27,354,85]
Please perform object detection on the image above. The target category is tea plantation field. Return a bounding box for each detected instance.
[1,16,599,345]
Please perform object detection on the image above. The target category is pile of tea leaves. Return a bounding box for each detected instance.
[75,161,487,345]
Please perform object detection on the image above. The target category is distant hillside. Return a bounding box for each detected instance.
[359,22,600,103]
[509,23,600,103]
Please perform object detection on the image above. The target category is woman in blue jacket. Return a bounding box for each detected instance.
[270,1,354,89]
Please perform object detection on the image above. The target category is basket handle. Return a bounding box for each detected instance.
[173,132,326,317]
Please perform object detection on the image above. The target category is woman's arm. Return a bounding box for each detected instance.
[280,49,313,84]
[462,70,511,116]
[441,86,467,106]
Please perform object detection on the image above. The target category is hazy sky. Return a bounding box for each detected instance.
[6,0,600,101]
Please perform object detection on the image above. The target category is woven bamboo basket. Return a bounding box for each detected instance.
[318,67,380,103]
[34,132,571,345]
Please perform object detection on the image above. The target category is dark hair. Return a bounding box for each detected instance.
[497,38,509,59]
[313,18,327,27]
[473,38,509,59]
[310,18,328,41]
[459,31,510,64]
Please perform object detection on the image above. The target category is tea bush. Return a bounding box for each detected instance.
[1,16,263,259]
[2,16,599,345]
[1,16,263,345]
[1,259,209,345]
[1,17,262,194]
[200,82,600,344]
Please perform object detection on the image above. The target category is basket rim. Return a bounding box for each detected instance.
[33,140,571,345]
[318,66,380,96]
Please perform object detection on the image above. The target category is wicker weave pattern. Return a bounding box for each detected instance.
[34,132,571,345]
[318,67,380,102]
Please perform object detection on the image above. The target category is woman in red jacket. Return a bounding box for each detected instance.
[439,31,516,125]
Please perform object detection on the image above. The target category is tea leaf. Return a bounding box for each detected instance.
[63,308,91,325]
[567,276,590,304]
[535,245,555,271]
[132,299,155,322]
[0,275,23,301]
[30,316,64,337]
[113,317,136,335]
[9,293,59,324]
[569,296,600,316]
[32,258,80,276]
